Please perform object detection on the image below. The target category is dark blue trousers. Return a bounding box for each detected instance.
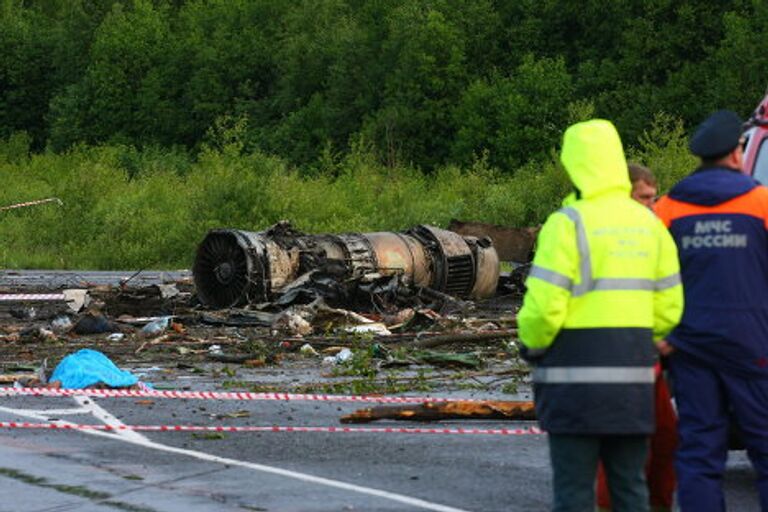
[669,353,768,511]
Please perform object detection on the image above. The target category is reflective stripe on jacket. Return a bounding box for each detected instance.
[517,119,684,434]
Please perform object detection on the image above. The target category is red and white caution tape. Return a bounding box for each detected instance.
[1,387,493,404]
[0,293,66,301]
[0,421,543,436]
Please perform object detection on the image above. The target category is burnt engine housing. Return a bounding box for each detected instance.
[193,222,499,309]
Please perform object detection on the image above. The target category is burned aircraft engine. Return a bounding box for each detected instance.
[193,222,499,309]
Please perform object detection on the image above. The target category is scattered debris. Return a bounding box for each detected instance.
[413,329,518,349]
[410,350,484,369]
[38,328,56,342]
[0,372,35,384]
[323,347,353,365]
[73,312,120,335]
[299,344,319,357]
[51,315,73,334]
[344,323,391,336]
[63,289,89,313]
[140,316,172,337]
[0,361,47,386]
[90,284,190,317]
[0,221,535,397]
[199,309,275,327]
[9,306,37,320]
[272,309,313,336]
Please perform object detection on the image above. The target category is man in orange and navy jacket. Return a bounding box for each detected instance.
[655,110,768,511]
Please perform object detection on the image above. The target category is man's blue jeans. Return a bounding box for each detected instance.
[548,433,649,512]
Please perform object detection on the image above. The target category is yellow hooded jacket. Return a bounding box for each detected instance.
[517,119,683,434]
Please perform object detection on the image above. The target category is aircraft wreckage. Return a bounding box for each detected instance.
[192,222,500,309]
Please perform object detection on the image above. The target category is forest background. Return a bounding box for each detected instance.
[0,0,765,269]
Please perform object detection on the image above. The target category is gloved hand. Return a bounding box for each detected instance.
[519,344,546,364]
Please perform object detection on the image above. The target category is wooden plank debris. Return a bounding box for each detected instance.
[340,400,535,423]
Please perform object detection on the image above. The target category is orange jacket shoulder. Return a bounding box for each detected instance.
[653,195,674,228]
[654,186,768,229]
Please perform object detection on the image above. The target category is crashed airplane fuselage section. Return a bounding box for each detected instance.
[193,222,500,308]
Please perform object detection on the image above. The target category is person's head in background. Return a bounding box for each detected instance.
[629,163,657,208]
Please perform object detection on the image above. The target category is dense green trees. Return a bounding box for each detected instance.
[1,0,767,170]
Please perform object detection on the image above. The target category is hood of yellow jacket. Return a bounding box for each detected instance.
[560,119,630,199]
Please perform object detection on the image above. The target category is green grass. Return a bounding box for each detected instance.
[0,116,694,269]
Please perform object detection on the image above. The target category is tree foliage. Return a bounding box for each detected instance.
[1,0,766,170]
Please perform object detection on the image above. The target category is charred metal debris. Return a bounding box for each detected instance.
[192,221,500,310]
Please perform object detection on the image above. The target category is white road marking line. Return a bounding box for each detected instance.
[72,395,149,443]
[0,405,61,421]
[0,400,473,512]
[8,408,91,416]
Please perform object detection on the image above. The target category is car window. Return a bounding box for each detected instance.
[754,138,768,185]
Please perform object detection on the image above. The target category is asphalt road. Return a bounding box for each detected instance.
[0,382,761,512]
[0,269,191,290]
[0,390,551,512]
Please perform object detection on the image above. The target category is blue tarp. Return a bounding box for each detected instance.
[50,349,139,389]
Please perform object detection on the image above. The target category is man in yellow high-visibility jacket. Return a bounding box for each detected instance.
[518,119,684,512]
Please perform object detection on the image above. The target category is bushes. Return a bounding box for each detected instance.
[627,113,698,192]
[0,116,693,269]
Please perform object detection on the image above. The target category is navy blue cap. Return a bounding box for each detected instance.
[689,110,743,158]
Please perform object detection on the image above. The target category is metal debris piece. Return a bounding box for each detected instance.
[340,400,536,423]
[413,329,518,349]
[345,323,392,336]
[73,312,120,335]
[50,315,73,334]
[193,222,499,309]
[198,309,276,327]
[299,343,319,356]
[155,284,180,299]
[92,284,189,317]
[411,350,483,369]
[323,347,353,365]
[272,309,313,336]
[63,289,89,312]
[140,316,172,337]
